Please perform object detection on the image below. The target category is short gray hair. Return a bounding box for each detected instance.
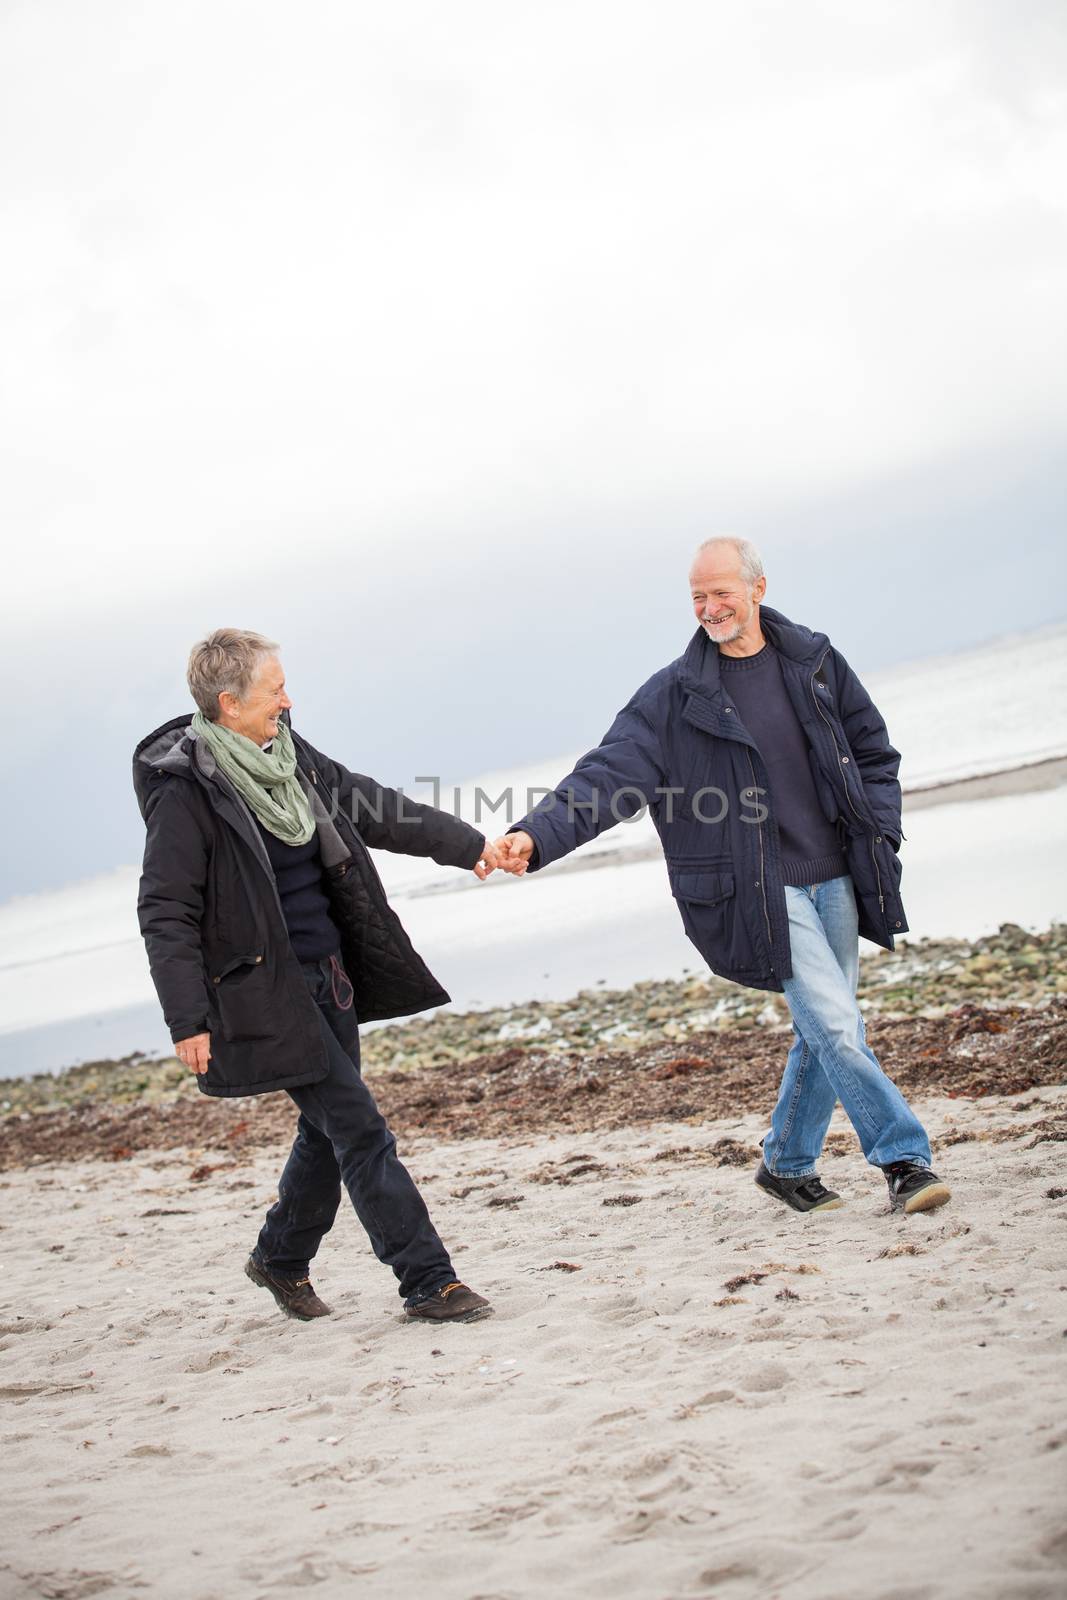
[186,628,280,721]
[693,536,764,587]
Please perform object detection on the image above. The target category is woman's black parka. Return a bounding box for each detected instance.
[133,718,485,1098]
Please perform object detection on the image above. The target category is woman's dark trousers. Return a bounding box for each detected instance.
[256,957,455,1303]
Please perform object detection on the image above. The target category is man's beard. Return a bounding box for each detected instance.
[704,616,743,645]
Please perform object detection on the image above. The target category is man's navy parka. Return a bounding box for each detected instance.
[512,607,907,993]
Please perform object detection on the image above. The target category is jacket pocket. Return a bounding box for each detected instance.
[208,953,273,1043]
[669,869,734,906]
[667,868,758,974]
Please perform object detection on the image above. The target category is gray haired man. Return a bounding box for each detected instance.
[497,539,951,1218]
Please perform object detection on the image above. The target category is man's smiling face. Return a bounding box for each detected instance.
[689,548,766,650]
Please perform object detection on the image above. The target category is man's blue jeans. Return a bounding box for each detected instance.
[256,956,456,1303]
[761,876,932,1177]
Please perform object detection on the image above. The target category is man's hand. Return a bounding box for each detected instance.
[175,1032,212,1074]
[472,838,503,881]
[494,832,534,876]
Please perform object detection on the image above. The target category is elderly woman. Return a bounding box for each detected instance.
[134,628,499,1324]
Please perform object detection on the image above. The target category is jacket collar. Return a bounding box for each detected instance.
[132,709,300,818]
[679,605,829,702]
[133,710,349,876]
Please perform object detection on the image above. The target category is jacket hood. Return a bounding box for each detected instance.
[679,605,830,699]
[131,709,300,820]
[132,715,196,819]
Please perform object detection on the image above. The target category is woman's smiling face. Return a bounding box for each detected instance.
[218,656,292,745]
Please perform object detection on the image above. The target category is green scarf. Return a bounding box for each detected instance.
[192,713,315,846]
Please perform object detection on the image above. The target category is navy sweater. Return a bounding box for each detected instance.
[719,644,846,887]
[254,820,341,963]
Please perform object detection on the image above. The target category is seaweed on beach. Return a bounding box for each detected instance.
[1,924,1064,1170]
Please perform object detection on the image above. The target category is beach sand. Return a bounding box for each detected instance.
[2,1087,1066,1600]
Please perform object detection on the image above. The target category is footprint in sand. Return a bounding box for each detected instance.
[817,1505,866,1541]
[182,1348,235,1374]
[673,1389,736,1418]
[620,1447,679,1481]
[961,1379,1022,1403]
[1039,1527,1067,1563]
[745,1317,794,1344]
[288,1400,334,1419]
[847,1428,904,1455]
[615,1505,670,1540]
[593,1406,643,1426]
[697,1563,761,1589]
[872,1458,939,1490]
[873,1589,938,1600]
[262,1557,331,1587]
[738,1362,789,1393]
[18,1567,147,1597]
[589,1292,649,1327]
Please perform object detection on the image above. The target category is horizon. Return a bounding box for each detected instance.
[4,613,1065,916]
[3,1,1066,899]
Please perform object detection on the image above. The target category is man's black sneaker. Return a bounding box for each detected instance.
[245,1253,332,1320]
[755,1162,844,1214]
[882,1162,951,1215]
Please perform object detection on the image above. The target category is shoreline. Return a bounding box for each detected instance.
[3,921,1064,1170]
[2,758,1065,1080]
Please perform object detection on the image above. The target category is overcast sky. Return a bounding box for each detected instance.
[2,0,1065,898]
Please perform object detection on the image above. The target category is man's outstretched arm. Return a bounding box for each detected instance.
[495,700,666,877]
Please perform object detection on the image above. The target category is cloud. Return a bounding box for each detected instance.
[1,2,1065,897]
[2,0,1064,630]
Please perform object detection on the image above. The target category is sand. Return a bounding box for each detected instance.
[2,1088,1066,1600]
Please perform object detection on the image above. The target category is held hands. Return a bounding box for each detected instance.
[175,1032,212,1074]
[493,831,534,876]
[472,838,503,880]
[471,833,535,880]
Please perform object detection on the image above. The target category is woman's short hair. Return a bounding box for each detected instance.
[186,628,280,721]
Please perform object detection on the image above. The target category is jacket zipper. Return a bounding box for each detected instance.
[810,650,885,914]
[745,747,774,959]
[193,743,300,934]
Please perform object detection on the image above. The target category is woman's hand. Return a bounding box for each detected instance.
[472,839,503,880]
[175,1032,212,1074]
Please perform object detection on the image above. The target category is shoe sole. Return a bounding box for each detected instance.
[244,1256,324,1321]
[755,1176,844,1214]
[406,1305,495,1325]
[901,1182,952,1215]
[769,1194,844,1214]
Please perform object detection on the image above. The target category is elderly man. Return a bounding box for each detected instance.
[134,629,496,1323]
[497,538,951,1218]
